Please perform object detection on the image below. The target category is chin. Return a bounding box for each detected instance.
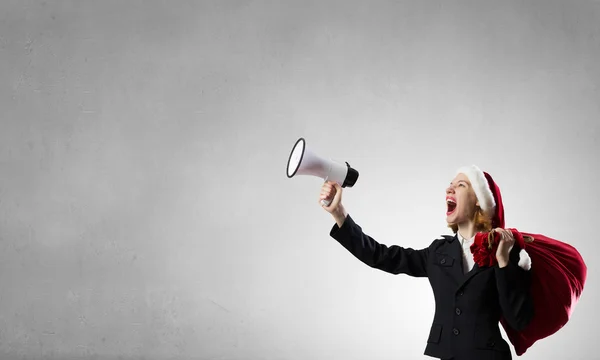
[446,213,456,223]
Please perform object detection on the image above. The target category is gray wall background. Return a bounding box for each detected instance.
[1,1,598,359]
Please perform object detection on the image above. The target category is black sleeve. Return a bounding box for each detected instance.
[329,214,431,277]
[494,245,535,331]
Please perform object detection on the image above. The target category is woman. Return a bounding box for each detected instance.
[319,165,534,360]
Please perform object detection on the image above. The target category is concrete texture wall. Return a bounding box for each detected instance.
[0,1,598,359]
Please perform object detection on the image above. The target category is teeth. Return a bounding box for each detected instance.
[447,199,456,204]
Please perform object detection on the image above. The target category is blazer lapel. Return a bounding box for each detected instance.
[459,262,485,289]
[442,235,486,289]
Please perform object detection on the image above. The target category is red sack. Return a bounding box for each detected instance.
[473,230,587,356]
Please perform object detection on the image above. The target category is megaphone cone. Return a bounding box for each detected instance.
[286,137,359,206]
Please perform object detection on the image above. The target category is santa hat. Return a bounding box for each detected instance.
[456,165,531,271]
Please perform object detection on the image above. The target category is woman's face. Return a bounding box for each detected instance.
[445,173,478,226]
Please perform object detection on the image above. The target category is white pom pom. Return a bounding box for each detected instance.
[518,249,532,271]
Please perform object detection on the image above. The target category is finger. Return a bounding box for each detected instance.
[322,188,336,199]
[320,194,332,201]
[492,228,502,239]
[498,230,509,242]
[500,232,514,245]
[332,184,341,197]
[500,229,513,241]
[497,231,505,242]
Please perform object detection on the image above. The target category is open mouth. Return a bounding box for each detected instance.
[446,198,457,215]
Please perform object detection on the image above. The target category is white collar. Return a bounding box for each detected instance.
[457,232,475,247]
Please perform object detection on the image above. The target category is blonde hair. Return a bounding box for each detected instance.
[448,205,493,234]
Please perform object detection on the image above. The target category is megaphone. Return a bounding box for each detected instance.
[286,137,359,206]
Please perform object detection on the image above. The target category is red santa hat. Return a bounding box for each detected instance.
[456,165,531,270]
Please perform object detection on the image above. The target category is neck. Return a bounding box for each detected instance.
[457,222,476,239]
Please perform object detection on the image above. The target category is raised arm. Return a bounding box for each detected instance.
[329,213,430,276]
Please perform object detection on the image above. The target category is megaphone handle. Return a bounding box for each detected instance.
[320,177,334,207]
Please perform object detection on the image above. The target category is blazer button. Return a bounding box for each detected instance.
[458,290,464,296]
[440,258,446,264]
[487,340,495,347]
[455,308,461,315]
[453,328,460,335]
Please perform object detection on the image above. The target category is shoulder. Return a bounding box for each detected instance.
[427,235,455,251]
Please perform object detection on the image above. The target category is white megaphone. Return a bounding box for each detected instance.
[286,137,359,206]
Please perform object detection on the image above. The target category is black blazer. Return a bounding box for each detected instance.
[329,214,534,360]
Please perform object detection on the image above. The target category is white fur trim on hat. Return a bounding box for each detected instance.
[518,249,532,271]
[456,165,496,216]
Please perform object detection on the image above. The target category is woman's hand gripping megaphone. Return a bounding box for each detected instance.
[319,180,343,213]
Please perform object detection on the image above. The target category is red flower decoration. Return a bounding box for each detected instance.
[470,228,526,268]
[471,232,500,267]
